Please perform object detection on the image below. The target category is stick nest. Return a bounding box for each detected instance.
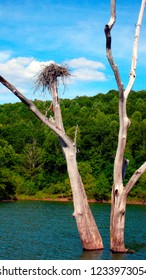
[35,63,71,92]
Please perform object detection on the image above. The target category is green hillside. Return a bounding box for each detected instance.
[0,90,146,202]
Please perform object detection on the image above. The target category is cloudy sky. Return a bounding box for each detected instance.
[0,0,146,104]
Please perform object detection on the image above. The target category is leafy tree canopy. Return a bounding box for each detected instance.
[0,90,146,202]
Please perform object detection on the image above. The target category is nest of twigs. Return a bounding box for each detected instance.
[35,63,71,92]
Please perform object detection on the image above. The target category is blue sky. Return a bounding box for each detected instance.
[0,0,146,104]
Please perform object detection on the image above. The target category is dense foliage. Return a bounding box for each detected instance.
[0,90,146,202]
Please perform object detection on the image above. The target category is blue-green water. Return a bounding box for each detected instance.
[0,201,145,260]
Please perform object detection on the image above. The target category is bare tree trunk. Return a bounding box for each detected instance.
[64,147,103,249]
[0,74,103,250]
[110,189,127,252]
[50,78,103,250]
[105,0,146,252]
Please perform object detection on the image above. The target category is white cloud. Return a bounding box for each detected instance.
[67,57,105,70]
[0,54,54,88]
[66,57,106,82]
[0,50,12,62]
[71,68,106,81]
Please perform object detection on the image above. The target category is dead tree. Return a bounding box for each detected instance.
[105,0,146,252]
[0,64,103,250]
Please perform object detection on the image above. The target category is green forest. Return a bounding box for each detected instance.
[0,89,146,202]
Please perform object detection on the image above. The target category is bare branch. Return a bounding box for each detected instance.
[104,0,124,94]
[105,0,124,185]
[73,124,78,153]
[0,75,73,148]
[125,162,146,195]
[122,0,146,193]
[124,0,146,99]
[0,75,34,107]
[107,0,116,29]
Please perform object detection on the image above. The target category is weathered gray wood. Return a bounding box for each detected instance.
[105,0,146,252]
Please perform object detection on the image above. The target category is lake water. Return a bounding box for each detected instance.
[0,201,145,260]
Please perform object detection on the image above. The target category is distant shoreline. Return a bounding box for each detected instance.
[14,196,146,205]
[1,196,146,205]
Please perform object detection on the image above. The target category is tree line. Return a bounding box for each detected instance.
[0,89,146,202]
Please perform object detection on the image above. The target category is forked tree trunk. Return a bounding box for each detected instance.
[110,161,146,252]
[105,0,146,252]
[0,74,103,250]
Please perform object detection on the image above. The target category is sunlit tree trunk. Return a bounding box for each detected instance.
[0,71,103,250]
[64,147,103,249]
[49,77,103,250]
[105,0,146,252]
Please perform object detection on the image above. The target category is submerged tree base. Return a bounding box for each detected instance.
[83,248,104,255]
[111,248,135,254]
[81,241,104,251]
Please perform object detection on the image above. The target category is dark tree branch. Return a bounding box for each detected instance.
[122,158,129,182]
[104,25,111,49]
